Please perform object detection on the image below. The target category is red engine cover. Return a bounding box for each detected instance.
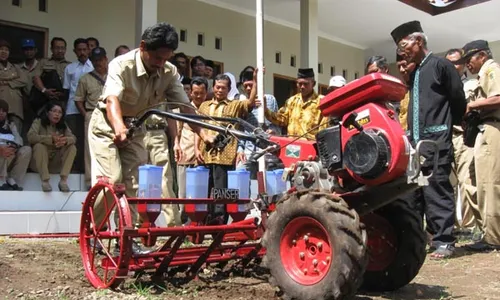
[319,73,407,118]
[341,102,409,186]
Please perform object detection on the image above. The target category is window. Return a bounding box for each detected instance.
[197,33,204,46]
[215,37,222,50]
[330,66,335,76]
[342,69,347,79]
[354,72,359,79]
[290,55,296,67]
[318,63,323,74]
[12,0,21,6]
[180,29,187,42]
[38,0,47,12]
[275,51,281,64]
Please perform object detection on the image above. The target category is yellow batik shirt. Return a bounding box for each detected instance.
[198,99,250,165]
[265,92,327,140]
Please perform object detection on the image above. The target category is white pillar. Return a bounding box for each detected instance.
[135,0,158,45]
[300,0,319,90]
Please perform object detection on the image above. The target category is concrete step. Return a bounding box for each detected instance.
[0,191,86,211]
[20,173,86,192]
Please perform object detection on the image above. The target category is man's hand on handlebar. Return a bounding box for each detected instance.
[113,126,129,148]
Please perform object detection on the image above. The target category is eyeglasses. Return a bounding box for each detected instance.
[397,38,416,54]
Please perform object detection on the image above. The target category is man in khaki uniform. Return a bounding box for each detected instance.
[460,40,500,250]
[33,37,70,106]
[89,23,212,233]
[75,47,108,189]
[445,48,480,233]
[177,77,208,221]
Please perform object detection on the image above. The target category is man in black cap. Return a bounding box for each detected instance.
[264,68,327,140]
[391,20,466,259]
[460,40,500,251]
[74,47,108,189]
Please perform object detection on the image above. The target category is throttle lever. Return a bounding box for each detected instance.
[342,112,364,132]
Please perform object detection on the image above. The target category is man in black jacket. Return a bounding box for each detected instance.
[391,20,467,259]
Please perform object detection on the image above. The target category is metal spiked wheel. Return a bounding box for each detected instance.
[80,177,133,289]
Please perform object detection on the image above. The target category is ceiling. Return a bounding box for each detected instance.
[197,0,500,62]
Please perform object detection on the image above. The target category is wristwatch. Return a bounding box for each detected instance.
[41,88,47,93]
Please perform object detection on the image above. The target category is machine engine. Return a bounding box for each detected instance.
[317,73,409,186]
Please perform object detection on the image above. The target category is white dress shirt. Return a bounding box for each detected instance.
[63,59,94,115]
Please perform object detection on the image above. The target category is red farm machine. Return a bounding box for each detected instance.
[79,73,437,300]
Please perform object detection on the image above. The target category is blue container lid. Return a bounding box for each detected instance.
[187,166,209,173]
[139,164,163,171]
[228,169,250,174]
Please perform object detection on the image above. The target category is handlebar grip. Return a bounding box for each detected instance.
[126,127,136,139]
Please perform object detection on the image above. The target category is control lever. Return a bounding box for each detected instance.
[213,133,232,150]
[342,112,364,132]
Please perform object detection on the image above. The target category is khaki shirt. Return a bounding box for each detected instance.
[198,99,250,165]
[16,59,38,94]
[99,48,190,117]
[265,92,327,140]
[27,118,76,147]
[75,72,106,111]
[0,62,28,119]
[34,57,70,82]
[471,59,500,120]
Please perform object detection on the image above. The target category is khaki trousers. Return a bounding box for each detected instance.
[474,122,500,245]
[89,109,147,228]
[144,130,180,226]
[30,143,77,181]
[84,111,92,188]
[452,130,478,229]
[0,146,31,182]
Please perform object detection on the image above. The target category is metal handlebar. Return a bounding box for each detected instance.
[126,109,277,150]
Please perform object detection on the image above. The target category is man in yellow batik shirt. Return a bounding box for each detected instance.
[265,68,327,140]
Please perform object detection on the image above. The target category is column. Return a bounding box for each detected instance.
[300,0,319,80]
[135,0,158,45]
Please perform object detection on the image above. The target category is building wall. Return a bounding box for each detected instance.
[0,0,136,61]
[157,0,365,93]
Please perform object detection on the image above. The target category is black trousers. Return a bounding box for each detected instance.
[207,164,234,216]
[65,114,85,173]
[402,163,456,247]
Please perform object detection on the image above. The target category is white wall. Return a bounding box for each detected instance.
[157,0,365,92]
[0,0,136,61]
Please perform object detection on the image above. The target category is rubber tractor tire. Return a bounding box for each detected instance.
[360,199,426,292]
[262,190,367,300]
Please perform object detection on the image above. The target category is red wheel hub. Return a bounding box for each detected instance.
[363,213,398,272]
[280,217,333,285]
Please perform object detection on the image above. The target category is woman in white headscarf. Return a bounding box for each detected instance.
[224,72,240,100]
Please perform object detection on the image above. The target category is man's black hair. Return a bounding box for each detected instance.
[239,65,255,83]
[445,48,462,57]
[213,74,231,88]
[73,38,88,49]
[365,55,388,74]
[181,77,192,85]
[190,55,206,70]
[174,52,189,61]
[114,45,130,57]
[50,37,66,48]
[190,76,209,89]
[86,37,100,47]
[141,22,179,51]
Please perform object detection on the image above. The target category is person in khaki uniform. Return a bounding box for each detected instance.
[75,47,108,189]
[460,40,500,251]
[32,37,70,106]
[27,102,77,192]
[89,23,213,236]
[265,68,327,141]
[177,77,208,220]
[0,99,31,190]
[445,48,480,234]
[0,40,28,134]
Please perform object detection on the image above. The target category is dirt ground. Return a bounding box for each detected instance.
[0,237,499,300]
